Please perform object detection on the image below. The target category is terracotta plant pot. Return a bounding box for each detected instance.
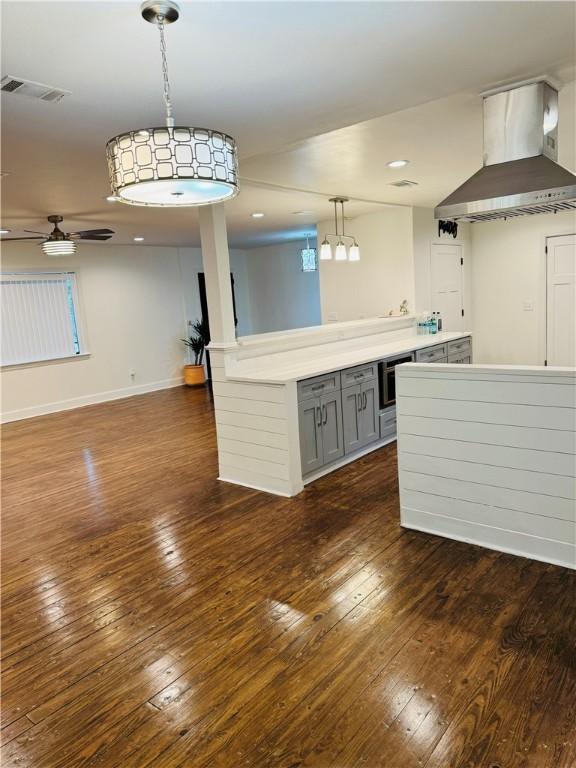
[183,364,206,387]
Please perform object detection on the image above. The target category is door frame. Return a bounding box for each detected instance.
[544,231,576,366]
[429,241,465,328]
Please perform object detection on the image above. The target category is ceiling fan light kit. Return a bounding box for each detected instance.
[106,1,239,207]
[1,215,114,254]
[320,198,360,262]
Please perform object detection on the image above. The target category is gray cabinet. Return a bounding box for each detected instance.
[299,385,344,475]
[342,385,362,455]
[321,391,345,464]
[342,380,379,455]
[298,398,324,475]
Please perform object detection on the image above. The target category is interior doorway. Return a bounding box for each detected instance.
[197,273,238,381]
[546,234,576,366]
[430,243,464,331]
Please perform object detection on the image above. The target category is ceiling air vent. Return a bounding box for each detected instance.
[1,76,70,103]
[388,179,419,188]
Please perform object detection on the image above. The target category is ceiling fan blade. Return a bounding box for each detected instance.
[69,228,115,238]
[1,236,44,241]
[24,229,50,235]
[71,234,113,241]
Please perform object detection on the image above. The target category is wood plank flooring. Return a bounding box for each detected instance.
[1,386,575,767]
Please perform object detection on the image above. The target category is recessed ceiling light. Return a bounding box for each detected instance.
[292,210,315,216]
[133,236,144,242]
[387,159,409,168]
[0,228,10,234]
[251,212,265,218]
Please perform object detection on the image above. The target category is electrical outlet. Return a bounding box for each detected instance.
[522,301,534,312]
[130,369,136,379]
[327,312,338,322]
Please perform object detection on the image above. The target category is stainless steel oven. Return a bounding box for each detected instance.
[379,353,414,409]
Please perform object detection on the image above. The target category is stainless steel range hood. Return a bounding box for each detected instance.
[435,80,576,222]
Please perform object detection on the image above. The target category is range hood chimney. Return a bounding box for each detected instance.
[435,80,576,222]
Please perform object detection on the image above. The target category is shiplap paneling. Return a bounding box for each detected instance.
[210,350,301,496]
[215,422,288,450]
[400,434,575,476]
[397,364,576,569]
[399,415,576,454]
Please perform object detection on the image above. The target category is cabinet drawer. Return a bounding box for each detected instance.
[298,371,341,402]
[448,337,471,356]
[341,362,378,389]
[379,406,397,440]
[415,343,448,362]
[448,353,471,365]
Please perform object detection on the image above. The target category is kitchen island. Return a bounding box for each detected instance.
[208,317,472,496]
[396,362,576,569]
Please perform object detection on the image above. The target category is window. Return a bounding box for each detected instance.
[301,247,317,272]
[1,272,85,366]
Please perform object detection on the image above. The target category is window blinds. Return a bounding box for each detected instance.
[1,273,83,366]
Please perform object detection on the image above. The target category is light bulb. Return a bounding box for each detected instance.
[335,241,347,261]
[349,242,360,261]
[320,239,333,260]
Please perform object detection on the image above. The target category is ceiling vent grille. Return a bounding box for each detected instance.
[1,76,70,103]
[388,179,419,188]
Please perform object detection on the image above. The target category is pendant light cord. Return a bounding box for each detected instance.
[157,15,175,128]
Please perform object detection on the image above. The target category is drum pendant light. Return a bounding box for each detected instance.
[106,1,239,207]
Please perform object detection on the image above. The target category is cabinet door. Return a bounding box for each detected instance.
[360,380,379,447]
[298,398,324,475]
[321,391,345,465]
[342,384,362,455]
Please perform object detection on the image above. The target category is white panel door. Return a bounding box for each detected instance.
[430,243,464,331]
[547,234,576,366]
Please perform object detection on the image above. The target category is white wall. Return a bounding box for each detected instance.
[242,240,321,335]
[412,207,472,315]
[0,243,250,421]
[470,209,576,365]
[318,207,415,323]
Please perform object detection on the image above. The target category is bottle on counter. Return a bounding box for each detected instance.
[435,311,443,332]
[428,314,437,334]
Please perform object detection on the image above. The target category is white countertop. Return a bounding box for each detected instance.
[226,330,471,384]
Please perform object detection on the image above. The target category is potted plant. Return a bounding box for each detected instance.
[182,318,209,386]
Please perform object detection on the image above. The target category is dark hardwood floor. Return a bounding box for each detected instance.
[1,386,574,767]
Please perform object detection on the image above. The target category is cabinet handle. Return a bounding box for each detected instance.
[322,404,328,425]
[316,406,322,427]
[363,392,367,410]
[311,383,325,391]
[357,393,362,413]
[354,372,363,379]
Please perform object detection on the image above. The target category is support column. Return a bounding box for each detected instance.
[198,203,236,345]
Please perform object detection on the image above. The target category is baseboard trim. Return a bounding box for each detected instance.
[218,475,294,498]
[400,508,575,571]
[1,378,184,423]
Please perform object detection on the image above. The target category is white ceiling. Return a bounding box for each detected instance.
[1,1,575,248]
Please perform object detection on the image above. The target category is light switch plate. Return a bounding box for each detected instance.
[522,301,534,311]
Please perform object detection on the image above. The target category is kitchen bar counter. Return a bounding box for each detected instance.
[225,329,471,384]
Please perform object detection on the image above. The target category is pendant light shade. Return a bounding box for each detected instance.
[334,241,347,261]
[320,238,333,260]
[348,241,360,261]
[106,1,239,207]
[106,127,238,207]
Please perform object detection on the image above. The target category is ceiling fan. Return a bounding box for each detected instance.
[1,215,114,255]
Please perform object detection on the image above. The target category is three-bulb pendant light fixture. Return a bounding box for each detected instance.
[320,198,360,262]
[106,1,239,207]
